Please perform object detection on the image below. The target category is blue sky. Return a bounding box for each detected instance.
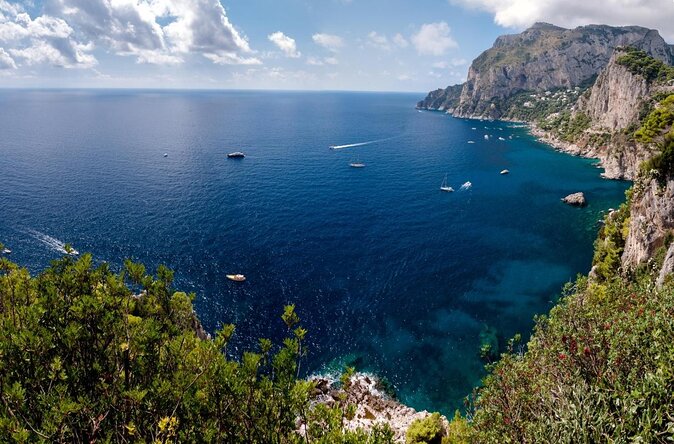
[0,0,672,91]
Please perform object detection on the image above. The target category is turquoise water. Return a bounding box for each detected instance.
[0,90,629,413]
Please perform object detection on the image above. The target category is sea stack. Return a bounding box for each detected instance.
[562,192,587,207]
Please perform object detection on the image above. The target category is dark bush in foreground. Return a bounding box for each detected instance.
[0,255,392,443]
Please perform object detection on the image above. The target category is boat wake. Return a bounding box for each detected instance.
[329,136,398,150]
[27,229,79,255]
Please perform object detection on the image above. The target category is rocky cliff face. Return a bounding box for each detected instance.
[416,84,463,111]
[577,52,651,131]
[622,178,674,269]
[445,23,672,119]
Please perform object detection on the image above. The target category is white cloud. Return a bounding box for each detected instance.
[393,33,409,48]
[203,52,261,65]
[0,47,16,68]
[0,4,96,68]
[312,33,344,52]
[432,61,448,69]
[44,0,258,66]
[306,55,338,66]
[450,0,674,40]
[411,22,458,56]
[268,31,300,58]
[367,31,389,50]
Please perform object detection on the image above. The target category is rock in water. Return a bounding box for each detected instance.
[562,192,587,207]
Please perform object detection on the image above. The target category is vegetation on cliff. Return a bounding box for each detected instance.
[440,49,674,444]
[0,254,393,443]
[616,47,674,83]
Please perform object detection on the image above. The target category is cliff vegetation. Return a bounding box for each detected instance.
[0,254,394,443]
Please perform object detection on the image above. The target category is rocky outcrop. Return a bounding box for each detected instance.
[416,84,463,112]
[656,243,674,287]
[562,192,587,206]
[622,178,674,268]
[431,23,672,119]
[307,373,448,443]
[577,51,651,131]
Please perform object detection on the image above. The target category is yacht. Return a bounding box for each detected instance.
[227,274,246,282]
[227,152,245,158]
[440,174,454,192]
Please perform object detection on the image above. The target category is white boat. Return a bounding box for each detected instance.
[227,152,245,158]
[468,141,475,144]
[349,156,366,168]
[500,169,510,175]
[440,174,454,192]
[1,248,11,255]
[460,181,472,190]
[484,135,489,140]
[227,274,246,282]
[163,153,168,157]
[498,137,506,141]
[471,127,477,130]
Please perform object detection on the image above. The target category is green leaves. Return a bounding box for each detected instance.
[0,256,387,443]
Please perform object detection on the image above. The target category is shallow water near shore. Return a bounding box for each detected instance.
[0,90,629,413]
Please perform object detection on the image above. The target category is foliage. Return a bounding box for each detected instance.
[591,199,631,281]
[641,131,674,182]
[0,255,391,443]
[634,94,674,144]
[406,413,445,444]
[616,47,674,83]
[463,223,674,442]
[497,87,584,122]
[539,111,592,142]
[441,411,474,444]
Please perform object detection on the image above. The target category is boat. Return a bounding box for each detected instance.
[460,181,472,190]
[484,135,489,140]
[227,152,245,158]
[467,141,475,144]
[1,248,10,255]
[227,274,246,282]
[163,153,168,157]
[349,155,365,168]
[498,137,506,141]
[440,174,454,192]
[500,169,510,175]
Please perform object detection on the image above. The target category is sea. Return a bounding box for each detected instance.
[0,89,629,414]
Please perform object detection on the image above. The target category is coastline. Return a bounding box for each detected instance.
[307,372,448,442]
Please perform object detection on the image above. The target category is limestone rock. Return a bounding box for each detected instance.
[562,192,587,207]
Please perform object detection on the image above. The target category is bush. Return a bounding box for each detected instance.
[406,413,445,444]
[0,255,392,443]
[616,47,674,83]
[634,94,674,143]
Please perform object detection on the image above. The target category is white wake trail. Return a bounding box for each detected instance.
[27,229,79,255]
[329,135,400,150]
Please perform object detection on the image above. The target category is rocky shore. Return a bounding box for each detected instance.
[307,373,448,442]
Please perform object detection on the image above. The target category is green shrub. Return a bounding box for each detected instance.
[0,255,392,443]
[442,411,474,444]
[406,413,445,444]
[616,47,674,83]
[634,94,674,143]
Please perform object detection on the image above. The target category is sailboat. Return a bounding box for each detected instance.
[349,155,365,168]
[440,174,454,192]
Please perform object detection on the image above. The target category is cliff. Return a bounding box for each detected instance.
[622,177,674,268]
[530,49,671,180]
[416,84,463,111]
[453,23,672,119]
[419,23,673,120]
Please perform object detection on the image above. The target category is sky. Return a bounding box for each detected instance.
[0,0,672,92]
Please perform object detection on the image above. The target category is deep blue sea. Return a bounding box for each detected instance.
[0,90,629,413]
